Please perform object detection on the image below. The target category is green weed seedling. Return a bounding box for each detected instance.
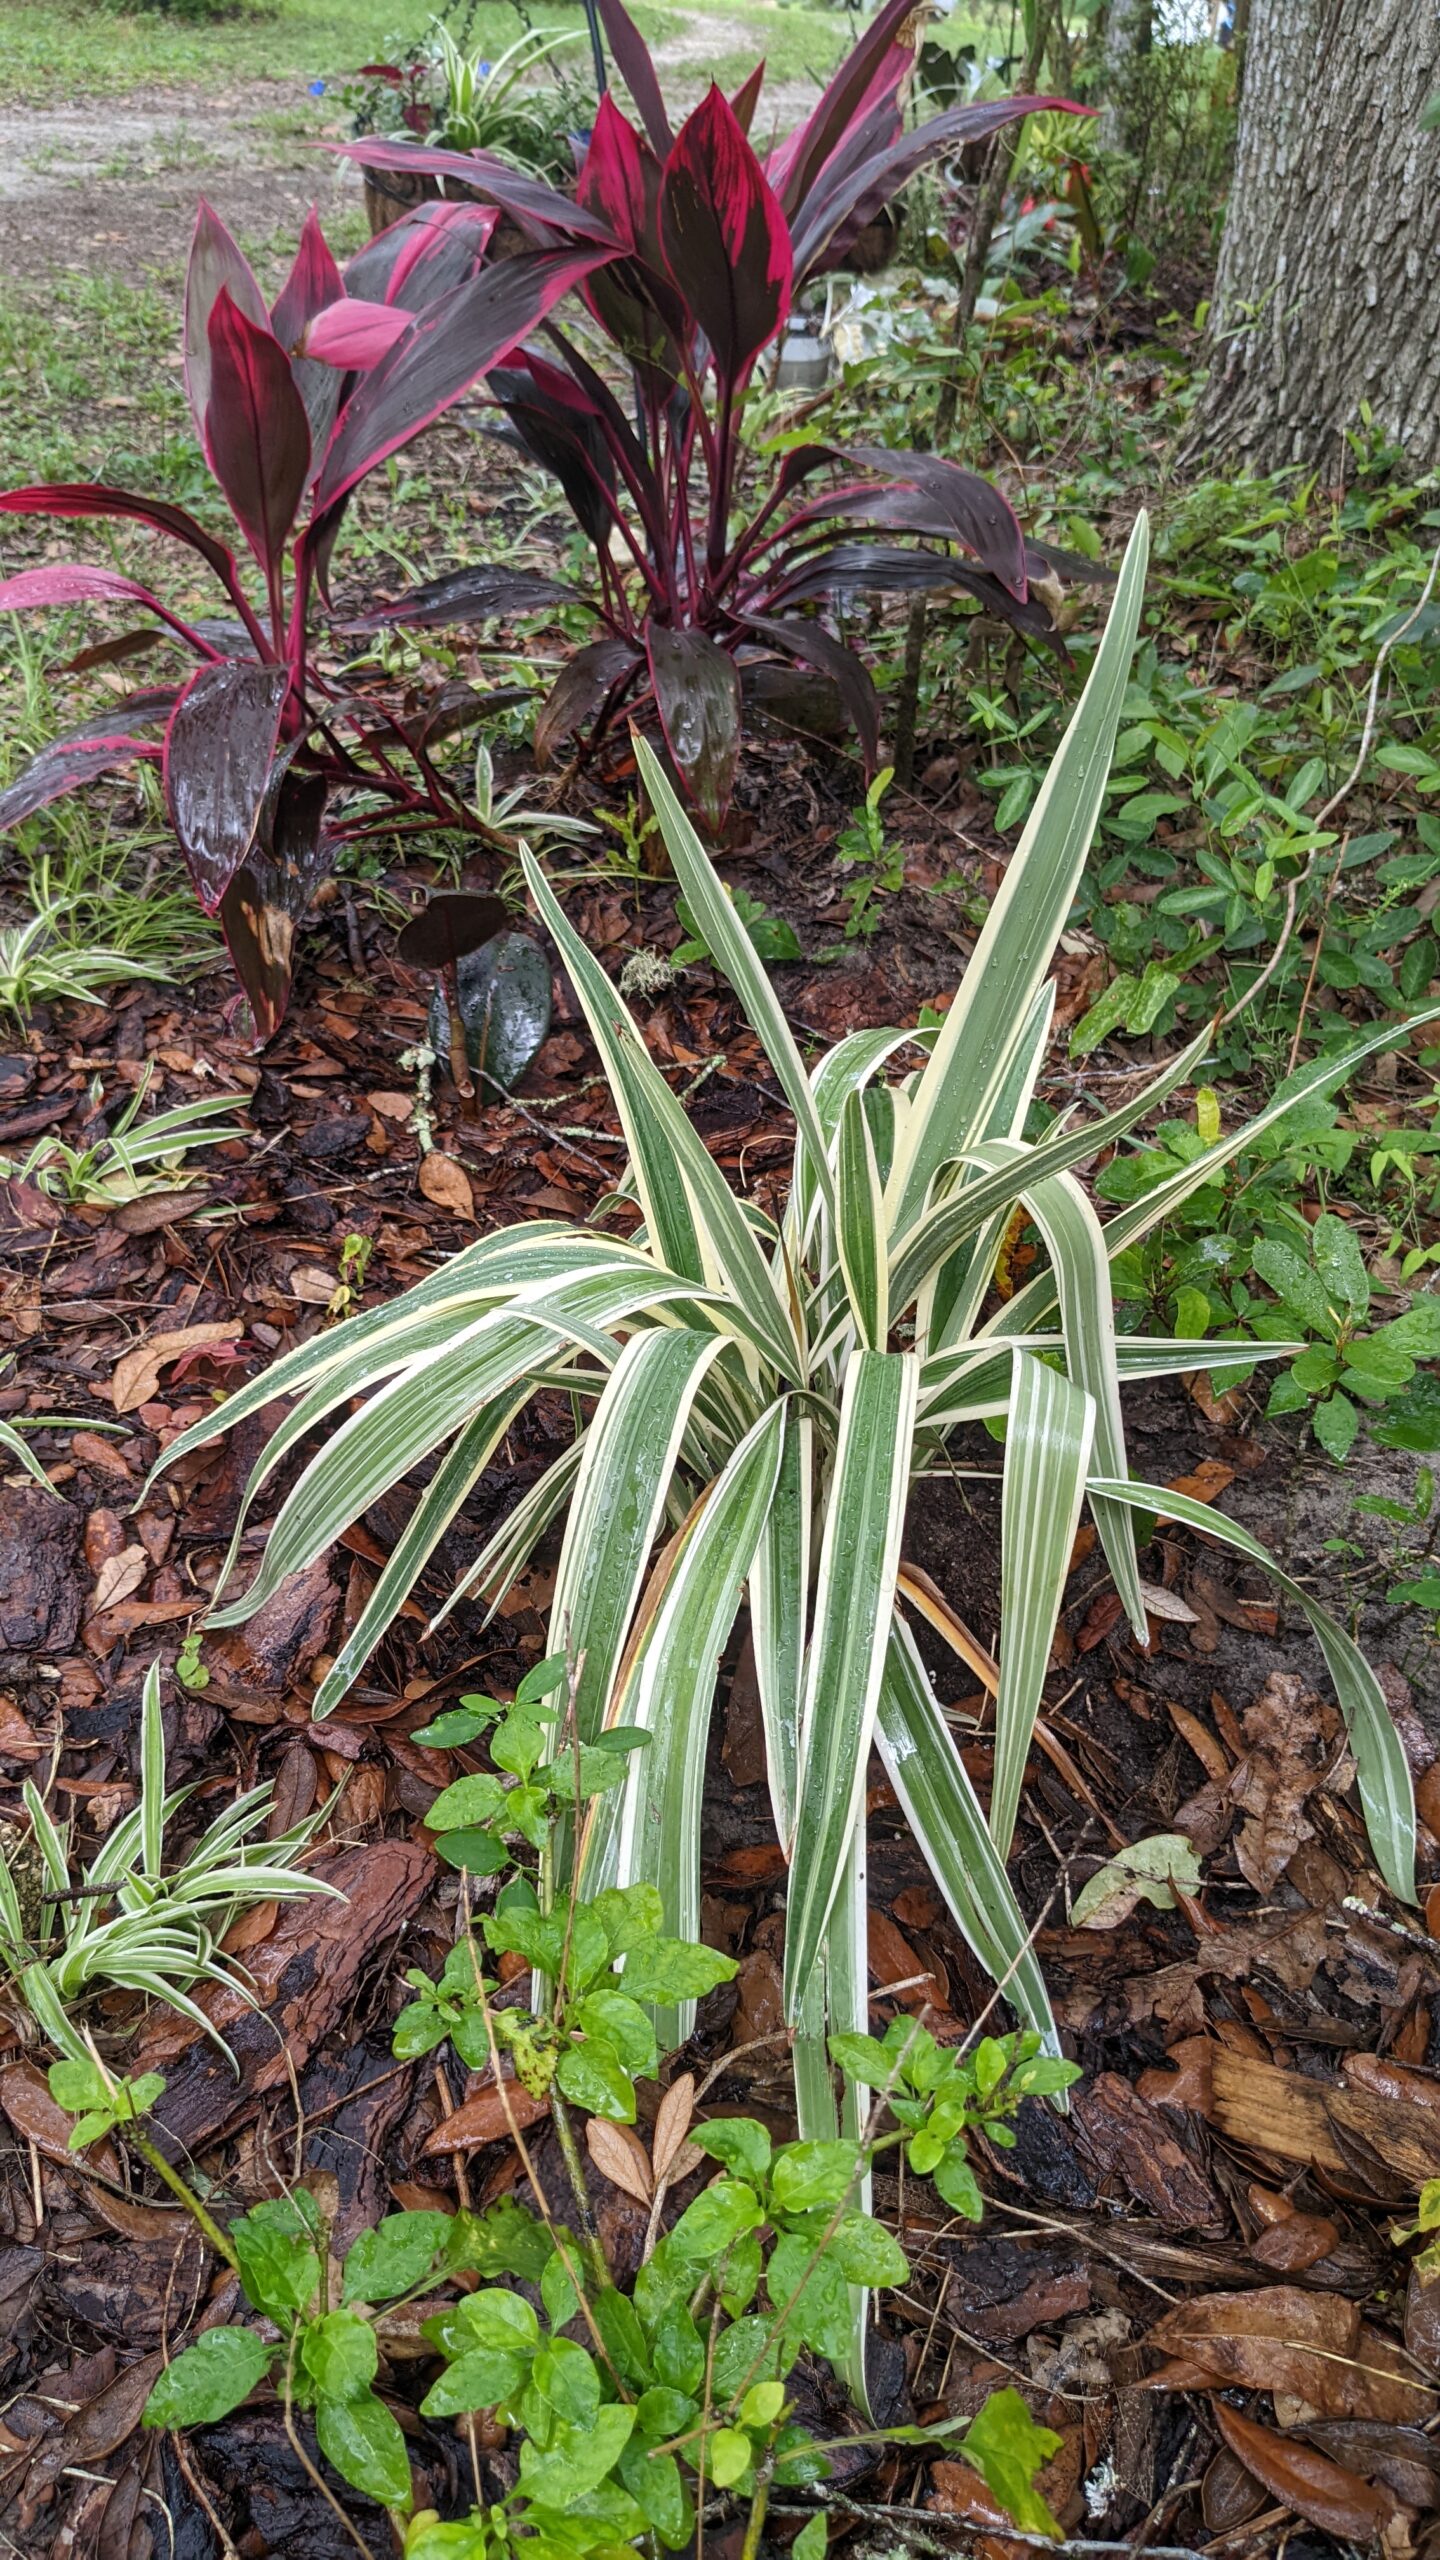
[833,766,903,940]
[673,888,801,970]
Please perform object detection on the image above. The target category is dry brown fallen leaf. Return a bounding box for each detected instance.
[418,1150,475,1218]
[111,1321,240,1414]
[423,2080,550,2155]
[89,1544,148,1616]
[586,2116,653,2205]
[1211,2400,1400,2542]
[1146,2287,1434,2422]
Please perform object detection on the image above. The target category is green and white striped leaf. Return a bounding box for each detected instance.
[918,1332,1302,1428]
[428,1439,587,1640]
[597,1406,785,2043]
[885,514,1149,1235]
[749,1402,812,1851]
[992,1152,1144,1638]
[633,731,835,1220]
[992,1005,1440,1341]
[206,1269,706,1628]
[1089,1475,1416,1904]
[140,1660,166,1881]
[550,1328,726,1742]
[991,1353,1095,1855]
[874,1617,1061,2057]
[313,1390,531,1716]
[836,1090,888,1349]
[889,1023,1214,1321]
[523,852,800,1378]
[785,1351,918,2016]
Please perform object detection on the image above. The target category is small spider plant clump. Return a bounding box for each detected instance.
[1,1062,250,1209]
[0,1662,338,2068]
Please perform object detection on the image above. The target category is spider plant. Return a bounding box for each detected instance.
[3,1064,249,1207]
[150,516,1428,2213]
[0,1662,338,2066]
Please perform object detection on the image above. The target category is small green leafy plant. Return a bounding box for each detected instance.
[673,887,801,970]
[834,765,902,939]
[0,1661,334,2063]
[47,1898,1074,2548]
[1254,1213,1440,1460]
[1,1064,247,1208]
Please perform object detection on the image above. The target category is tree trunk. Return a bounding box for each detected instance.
[1190,0,1440,476]
[1096,0,1151,152]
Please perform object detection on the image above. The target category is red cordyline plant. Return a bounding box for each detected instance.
[0,198,613,1035]
[341,0,1087,822]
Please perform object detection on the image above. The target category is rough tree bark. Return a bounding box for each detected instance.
[1190,0,1440,475]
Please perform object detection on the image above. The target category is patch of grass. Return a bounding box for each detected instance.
[0,0,865,108]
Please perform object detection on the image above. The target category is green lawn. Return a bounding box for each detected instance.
[0,0,1017,107]
[0,0,860,104]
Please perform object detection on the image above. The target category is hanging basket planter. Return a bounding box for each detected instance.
[362,162,442,237]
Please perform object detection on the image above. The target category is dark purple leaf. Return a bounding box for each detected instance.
[53,687,180,743]
[791,96,1079,280]
[335,140,616,246]
[0,732,156,834]
[311,246,615,518]
[842,447,1026,594]
[62,628,168,674]
[396,890,508,969]
[659,88,792,394]
[534,637,642,765]
[0,563,173,614]
[646,624,742,825]
[593,0,674,156]
[1027,535,1115,586]
[335,564,579,632]
[740,611,878,770]
[489,357,618,549]
[163,660,291,913]
[184,200,270,451]
[220,769,331,1044]
[766,540,992,603]
[730,62,765,138]
[575,100,688,382]
[0,484,246,601]
[740,660,850,743]
[764,0,915,214]
[409,680,534,747]
[342,200,494,306]
[577,94,654,249]
[205,293,311,582]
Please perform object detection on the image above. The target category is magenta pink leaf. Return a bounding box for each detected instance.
[311,245,615,520]
[301,297,413,369]
[646,624,742,825]
[163,660,291,914]
[0,484,247,602]
[184,200,269,454]
[577,94,654,249]
[385,199,497,303]
[0,731,156,834]
[659,87,792,393]
[270,206,345,351]
[205,290,312,581]
[0,564,171,613]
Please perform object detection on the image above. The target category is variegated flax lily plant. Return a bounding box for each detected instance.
[150,518,1427,2157]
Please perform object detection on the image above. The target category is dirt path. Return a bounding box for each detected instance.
[0,23,823,285]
